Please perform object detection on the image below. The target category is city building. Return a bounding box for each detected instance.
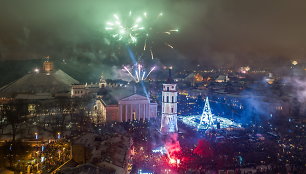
[57,133,132,174]
[71,75,108,98]
[99,74,107,88]
[118,94,157,122]
[160,68,178,133]
[264,73,275,85]
[215,75,230,83]
[71,83,100,98]
[93,87,157,123]
[0,61,79,101]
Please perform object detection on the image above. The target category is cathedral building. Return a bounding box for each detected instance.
[93,87,157,124]
[118,94,157,122]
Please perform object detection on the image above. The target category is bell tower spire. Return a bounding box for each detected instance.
[160,66,178,133]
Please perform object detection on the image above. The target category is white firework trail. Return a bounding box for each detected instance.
[123,63,156,83]
[144,66,156,79]
[123,66,137,82]
[150,48,154,59]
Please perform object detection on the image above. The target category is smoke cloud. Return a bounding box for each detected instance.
[284,76,306,103]
[0,0,305,69]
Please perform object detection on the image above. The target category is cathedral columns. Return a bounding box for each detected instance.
[125,104,127,122]
[119,104,122,122]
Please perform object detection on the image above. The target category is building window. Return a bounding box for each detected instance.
[163,96,164,102]
[172,96,174,103]
[171,108,174,113]
[167,96,169,102]
[167,87,169,91]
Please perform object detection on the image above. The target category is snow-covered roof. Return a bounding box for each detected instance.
[72,133,131,170]
[0,69,79,99]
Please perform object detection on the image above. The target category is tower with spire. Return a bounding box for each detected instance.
[160,67,178,133]
[43,56,54,73]
[99,73,107,88]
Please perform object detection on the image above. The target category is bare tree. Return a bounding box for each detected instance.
[1,100,28,168]
[2,100,28,142]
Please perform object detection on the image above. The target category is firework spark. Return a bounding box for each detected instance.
[105,11,179,60]
[150,48,154,59]
[165,43,174,49]
[123,63,155,83]
[142,13,179,59]
[105,12,146,44]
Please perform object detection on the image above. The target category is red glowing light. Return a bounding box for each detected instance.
[168,157,181,166]
[163,134,183,166]
[169,158,176,164]
[193,139,214,158]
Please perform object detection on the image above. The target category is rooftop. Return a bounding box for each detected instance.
[72,133,131,169]
[0,69,79,99]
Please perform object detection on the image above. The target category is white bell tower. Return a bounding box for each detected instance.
[160,67,178,133]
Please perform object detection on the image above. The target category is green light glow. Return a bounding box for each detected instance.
[104,11,179,59]
[105,11,147,44]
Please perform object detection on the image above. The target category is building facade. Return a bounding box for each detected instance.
[161,68,178,133]
[118,94,157,122]
[93,93,157,123]
[68,133,132,174]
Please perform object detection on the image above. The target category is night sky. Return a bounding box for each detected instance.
[0,0,306,72]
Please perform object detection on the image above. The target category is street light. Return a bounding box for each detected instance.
[57,132,61,139]
[35,132,38,140]
[165,169,171,174]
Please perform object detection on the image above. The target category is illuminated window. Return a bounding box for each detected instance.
[133,112,136,120]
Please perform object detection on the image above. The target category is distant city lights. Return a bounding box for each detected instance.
[292,60,298,65]
[240,66,251,74]
[152,146,167,154]
[34,68,40,73]
[138,169,153,174]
